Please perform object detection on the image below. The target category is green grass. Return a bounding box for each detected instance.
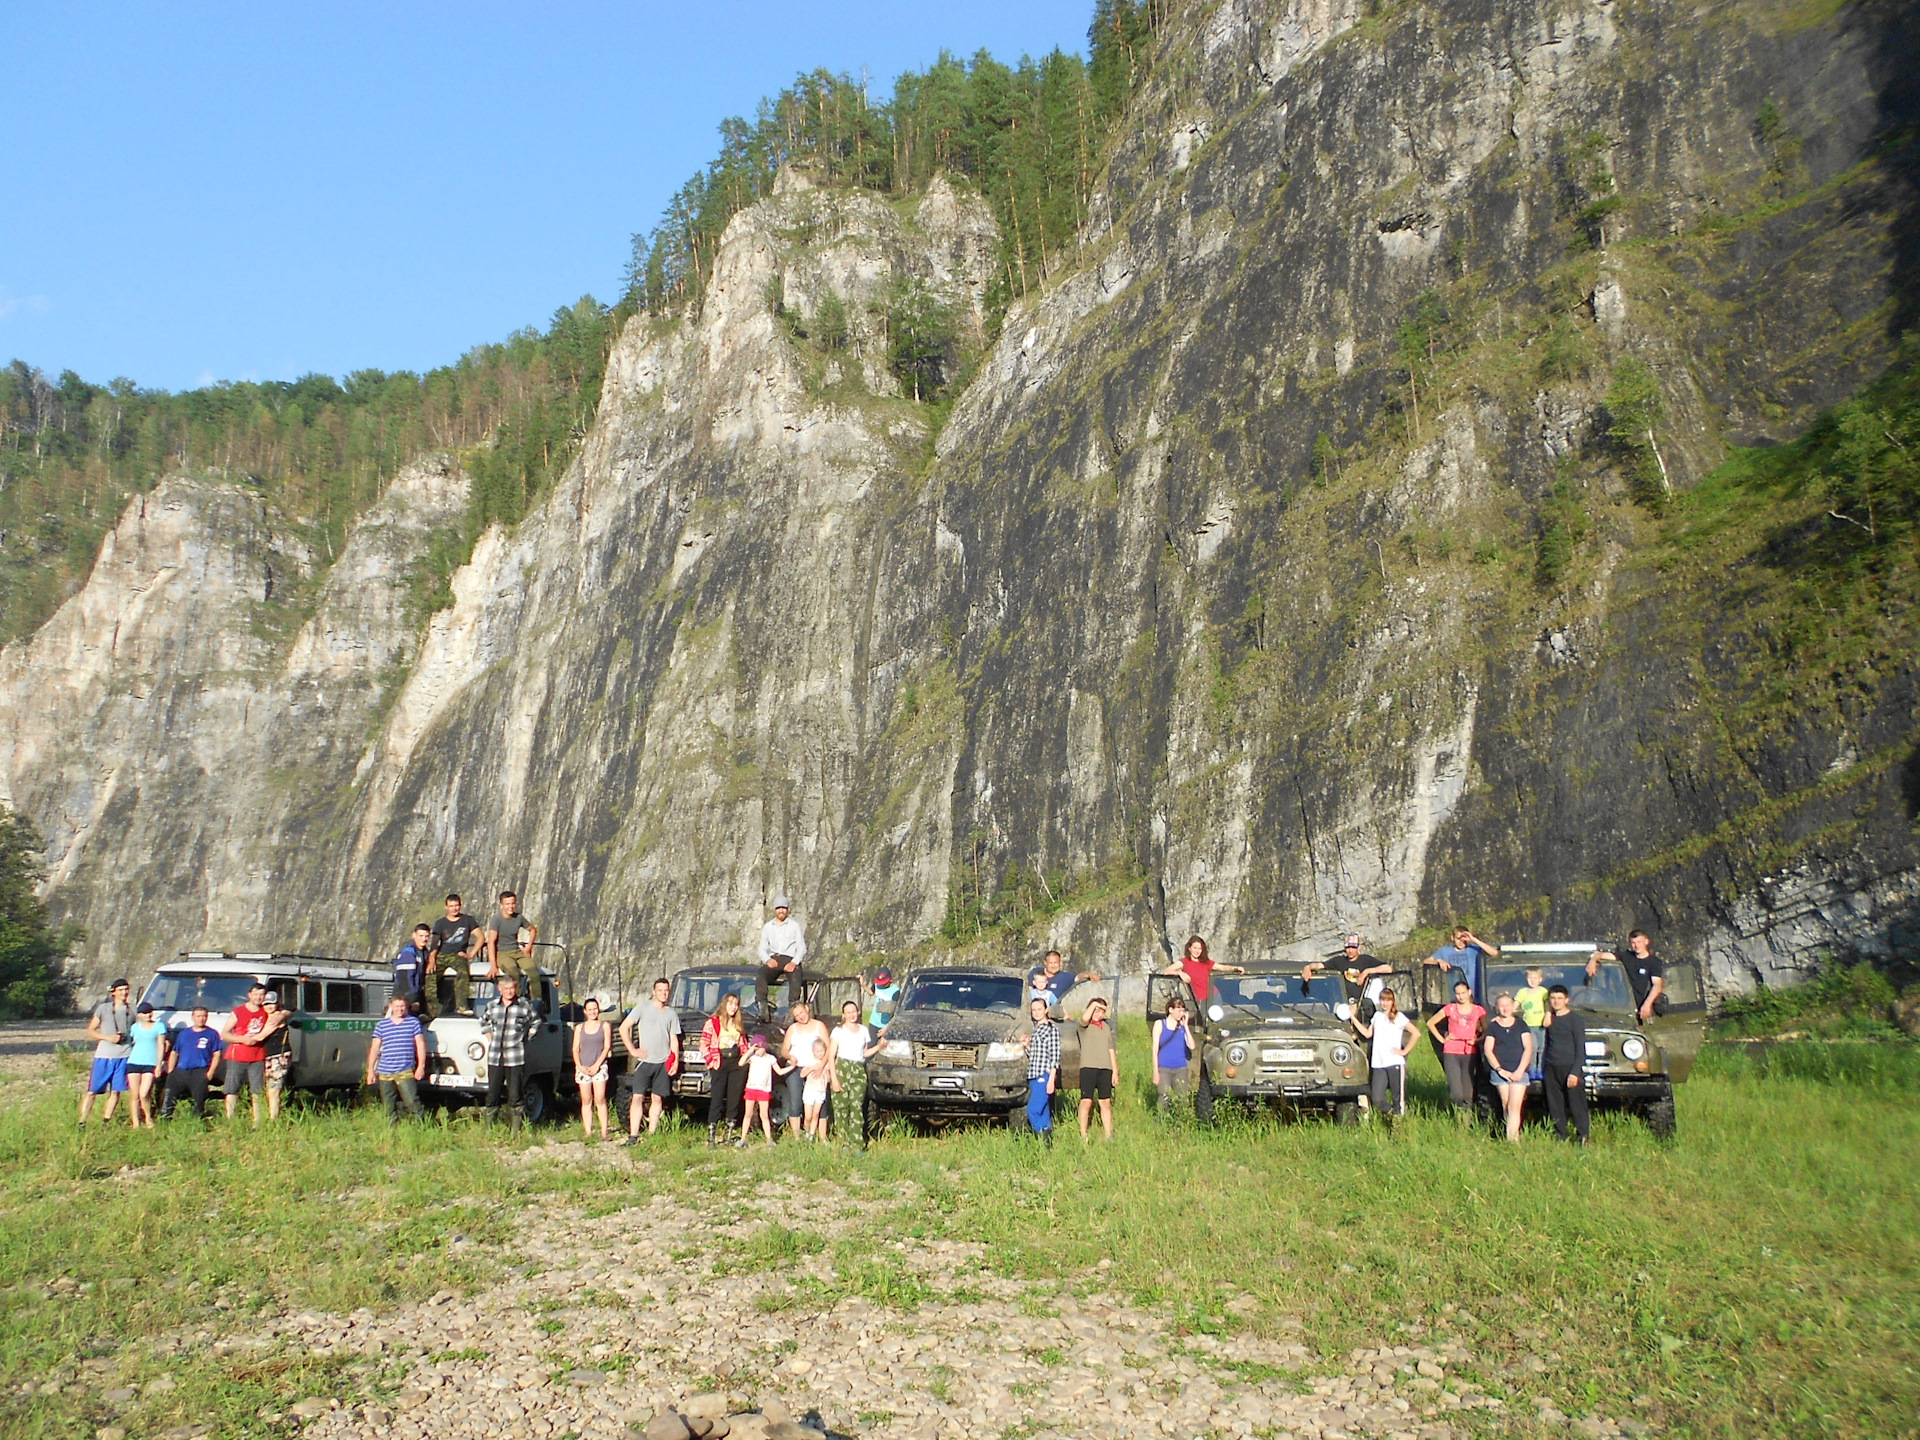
[4,1024,1918,1440]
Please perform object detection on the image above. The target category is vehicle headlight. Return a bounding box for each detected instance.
[881,1039,912,1060]
[1331,1044,1352,1065]
[465,1041,484,1061]
[986,1041,1025,1061]
[1226,1044,1248,1066]
[1621,1036,1647,1061]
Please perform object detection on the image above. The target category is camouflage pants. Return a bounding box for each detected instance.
[836,1059,867,1149]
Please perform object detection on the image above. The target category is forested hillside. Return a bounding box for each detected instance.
[0,0,1165,649]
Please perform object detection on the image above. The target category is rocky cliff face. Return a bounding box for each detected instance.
[5,0,1916,997]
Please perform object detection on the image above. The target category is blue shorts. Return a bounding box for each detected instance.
[89,1057,129,1094]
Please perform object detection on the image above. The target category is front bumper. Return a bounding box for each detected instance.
[868,1060,1028,1112]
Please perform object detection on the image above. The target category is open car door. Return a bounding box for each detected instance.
[808,974,866,1026]
[1645,959,1708,1082]
[1146,972,1200,1041]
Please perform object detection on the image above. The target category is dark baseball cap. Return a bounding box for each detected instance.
[136,1002,155,1014]
[875,968,893,984]
[110,978,130,990]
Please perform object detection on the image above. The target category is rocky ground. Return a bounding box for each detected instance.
[24,1129,1658,1440]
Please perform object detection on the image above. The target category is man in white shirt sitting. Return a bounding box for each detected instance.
[756,895,808,1018]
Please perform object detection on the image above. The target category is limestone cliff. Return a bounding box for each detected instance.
[4,0,1916,997]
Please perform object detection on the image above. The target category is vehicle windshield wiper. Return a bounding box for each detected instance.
[1212,998,1272,1023]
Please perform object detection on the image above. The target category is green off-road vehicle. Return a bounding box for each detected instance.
[1147,964,1369,1124]
[1482,943,1707,1138]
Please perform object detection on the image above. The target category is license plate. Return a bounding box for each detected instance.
[1585,1042,1607,1057]
[1265,1048,1315,1063]
[430,1074,472,1087]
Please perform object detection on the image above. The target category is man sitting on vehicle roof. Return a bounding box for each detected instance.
[756,896,807,1017]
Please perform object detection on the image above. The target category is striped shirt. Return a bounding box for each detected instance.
[1027,1020,1060,1080]
[373,1015,423,1075]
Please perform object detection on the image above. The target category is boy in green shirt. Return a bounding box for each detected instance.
[1516,967,1549,1080]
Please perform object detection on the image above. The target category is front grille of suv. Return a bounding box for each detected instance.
[914,1043,981,1069]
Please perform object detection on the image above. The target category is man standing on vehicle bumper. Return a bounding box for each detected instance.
[1542,984,1591,1144]
[481,975,535,1133]
[1589,930,1667,1022]
[619,977,681,1143]
[755,896,807,1017]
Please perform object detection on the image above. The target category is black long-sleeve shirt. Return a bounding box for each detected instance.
[1542,1010,1588,1070]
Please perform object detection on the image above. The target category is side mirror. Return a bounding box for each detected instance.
[1335,1003,1353,1022]
[1208,1004,1225,1022]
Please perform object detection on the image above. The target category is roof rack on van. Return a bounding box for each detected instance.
[177,951,364,965]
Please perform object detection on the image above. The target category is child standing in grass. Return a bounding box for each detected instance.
[1153,995,1195,1115]
[1021,996,1059,1147]
[1483,991,1534,1141]
[739,1034,790,1147]
[1076,996,1118,1142]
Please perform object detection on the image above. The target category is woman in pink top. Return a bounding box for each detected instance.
[1425,978,1486,1121]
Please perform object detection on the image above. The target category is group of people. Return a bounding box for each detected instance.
[78,977,292,1128]
[80,884,1671,1149]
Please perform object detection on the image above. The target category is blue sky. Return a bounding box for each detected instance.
[1,2,1092,392]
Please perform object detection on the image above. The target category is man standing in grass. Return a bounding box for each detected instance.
[160,1006,223,1119]
[221,981,271,1126]
[481,974,536,1133]
[365,993,428,1123]
[79,978,135,1129]
[619,977,680,1143]
[484,891,538,992]
[1541,984,1591,1145]
[1021,996,1060,1148]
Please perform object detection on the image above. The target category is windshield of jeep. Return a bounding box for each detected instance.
[671,971,758,1013]
[1212,973,1348,1016]
[899,974,1024,1014]
[142,973,260,1015]
[1487,963,1633,1013]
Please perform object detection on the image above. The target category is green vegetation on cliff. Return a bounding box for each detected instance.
[625,1,1166,316]
[0,298,618,643]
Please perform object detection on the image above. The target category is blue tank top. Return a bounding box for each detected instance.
[1157,1019,1190,1069]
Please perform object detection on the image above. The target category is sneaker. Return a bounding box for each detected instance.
[733,1137,747,1149]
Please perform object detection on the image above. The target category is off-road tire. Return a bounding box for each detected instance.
[1644,1094,1677,1140]
[1334,1100,1361,1127]
[522,1077,550,1126]
[1007,1100,1032,1135]
[1194,1068,1216,1126]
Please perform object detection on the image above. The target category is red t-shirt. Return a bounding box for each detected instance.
[226,1004,270,1063]
[1180,958,1216,1001]
[1441,1002,1486,1056]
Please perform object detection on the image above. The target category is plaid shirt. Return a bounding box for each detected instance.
[1027,1020,1060,1080]
[482,997,535,1067]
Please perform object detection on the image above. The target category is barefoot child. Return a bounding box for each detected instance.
[739,1034,791,1147]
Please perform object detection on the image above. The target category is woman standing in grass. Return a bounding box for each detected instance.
[1427,978,1486,1121]
[701,992,748,1145]
[125,1003,169,1128]
[572,998,613,1142]
[830,1000,881,1151]
[1352,988,1416,1122]
[1483,992,1534,1141]
[1153,995,1196,1114]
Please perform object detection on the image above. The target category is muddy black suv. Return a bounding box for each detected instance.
[865,966,1072,1133]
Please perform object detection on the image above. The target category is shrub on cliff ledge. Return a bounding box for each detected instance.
[0,811,80,1018]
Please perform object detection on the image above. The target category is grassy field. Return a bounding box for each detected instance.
[3,1026,1916,1440]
